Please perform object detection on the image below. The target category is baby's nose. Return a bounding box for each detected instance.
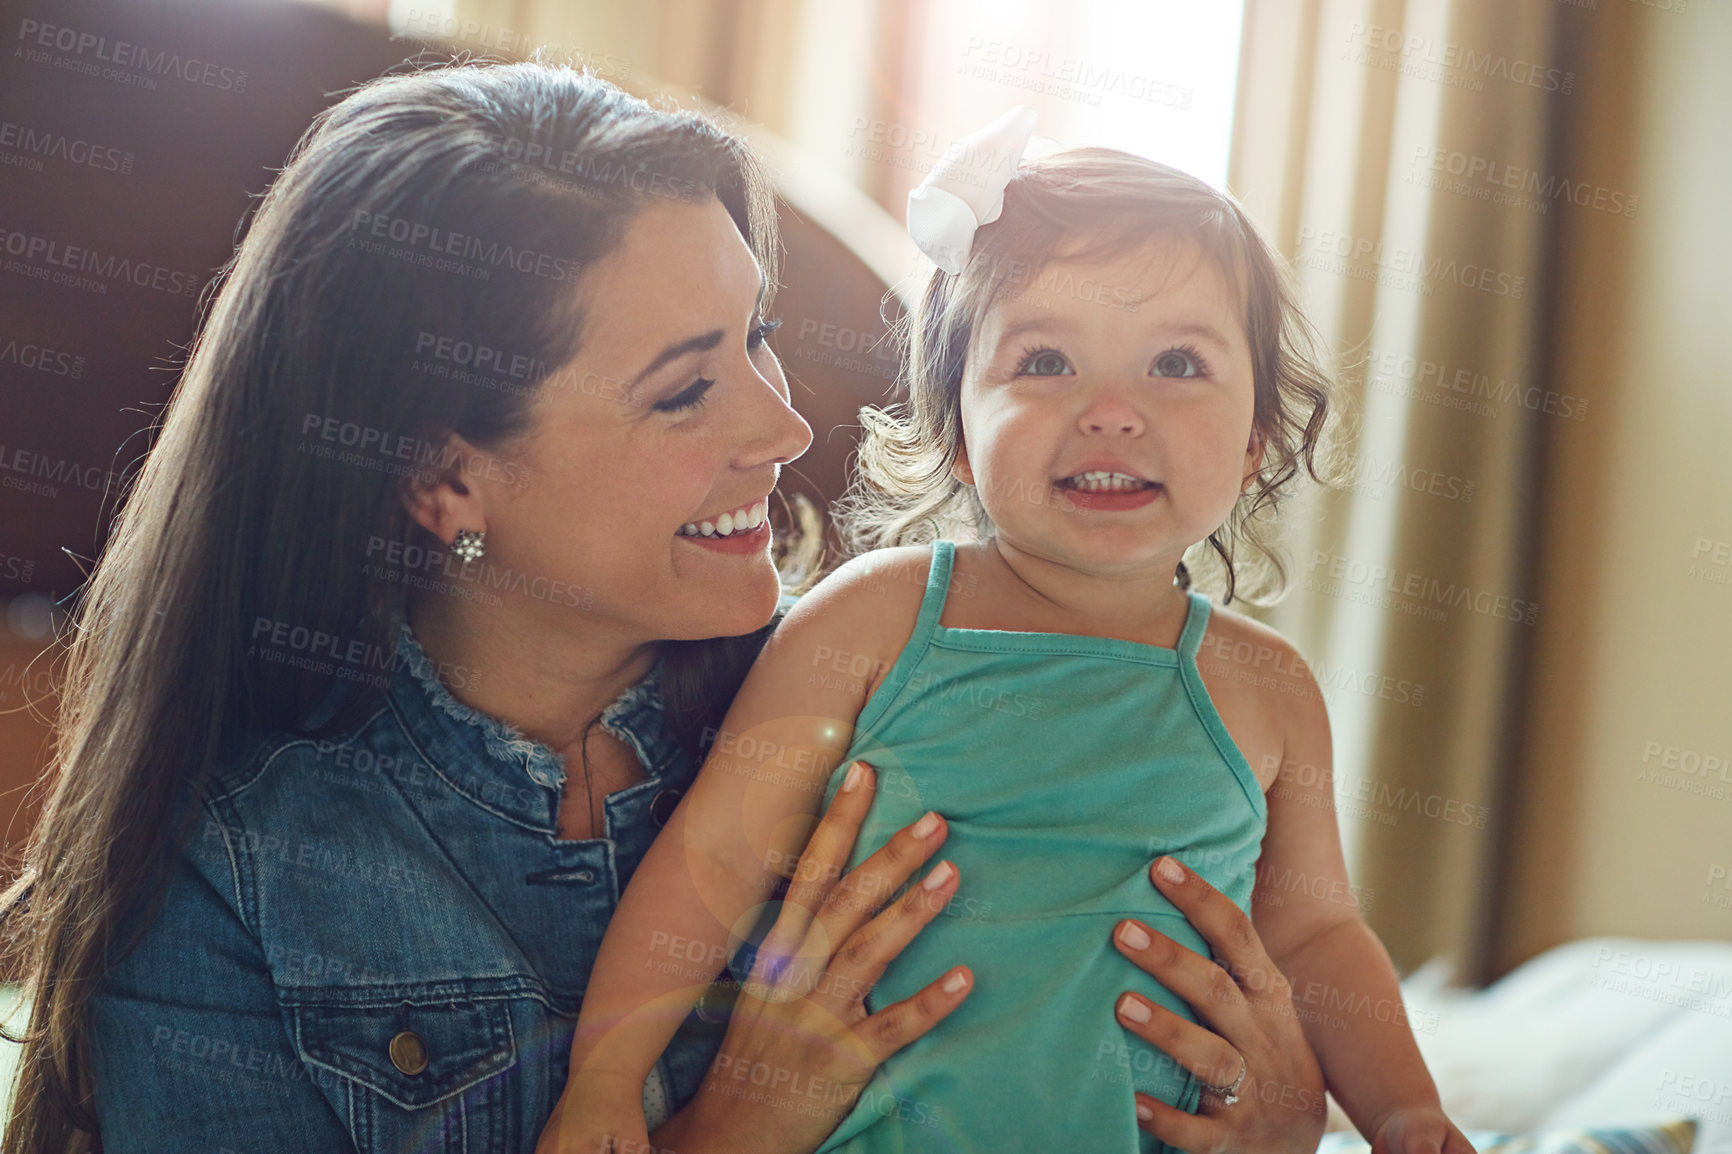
[1079,399,1144,435]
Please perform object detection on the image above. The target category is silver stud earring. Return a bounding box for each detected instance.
[451,529,486,564]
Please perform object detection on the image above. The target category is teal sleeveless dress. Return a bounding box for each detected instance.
[812,541,1268,1154]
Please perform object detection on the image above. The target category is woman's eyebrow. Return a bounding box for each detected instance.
[630,274,769,386]
[633,329,724,386]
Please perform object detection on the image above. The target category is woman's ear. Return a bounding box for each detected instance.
[401,433,486,544]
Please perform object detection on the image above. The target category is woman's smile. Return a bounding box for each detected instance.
[675,495,771,540]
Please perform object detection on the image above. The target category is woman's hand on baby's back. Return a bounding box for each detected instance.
[657,761,974,1154]
[1112,855,1328,1154]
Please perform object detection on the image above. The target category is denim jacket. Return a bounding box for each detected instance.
[90,625,728,1152]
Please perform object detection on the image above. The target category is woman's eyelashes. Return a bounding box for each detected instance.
[653,376,713,413]
[1010,343,1212,379]
[653,318,783,414]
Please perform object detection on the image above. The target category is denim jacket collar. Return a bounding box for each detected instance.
[389,624,684,829]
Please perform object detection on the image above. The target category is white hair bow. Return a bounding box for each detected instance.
[906,106,1039,275]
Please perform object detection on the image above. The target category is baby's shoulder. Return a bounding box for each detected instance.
[770,545,935,694]
[1193,602,1327,788]
[795,544,935,608]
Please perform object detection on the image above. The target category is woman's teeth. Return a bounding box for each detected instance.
[1062,471,1155,492]
[678,498,769,538]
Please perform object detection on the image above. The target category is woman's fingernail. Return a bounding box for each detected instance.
[1118,921,1151,950]
[1155,857,1185,885]
[922,860,955,891]
[841,762,865,793]
[1118,994,1152,1023]
[941,969,968,994]
[1136,1099,1153,1122]
[911,811,940,839]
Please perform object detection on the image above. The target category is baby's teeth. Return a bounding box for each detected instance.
[1068,471,1148,492]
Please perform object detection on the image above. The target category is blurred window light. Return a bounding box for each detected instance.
[919,0,1245,190]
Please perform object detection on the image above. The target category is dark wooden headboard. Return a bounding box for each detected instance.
[0,0,912,858]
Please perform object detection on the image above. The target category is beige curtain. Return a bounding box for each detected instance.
[1227,0,1569,979]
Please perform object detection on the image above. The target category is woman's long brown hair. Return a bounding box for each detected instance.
[0,61,812,1152]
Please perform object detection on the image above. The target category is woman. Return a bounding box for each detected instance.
[1,63,1329,1153]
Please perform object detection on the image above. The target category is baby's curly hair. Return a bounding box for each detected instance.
[833,148,1335,605]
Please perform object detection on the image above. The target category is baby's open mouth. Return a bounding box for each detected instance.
[1056,471,1160,494]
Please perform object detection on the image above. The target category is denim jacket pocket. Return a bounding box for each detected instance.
[292,994,519,1152]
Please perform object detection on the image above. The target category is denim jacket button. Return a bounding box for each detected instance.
[649,788,682,828]
[389,1030,430,1076]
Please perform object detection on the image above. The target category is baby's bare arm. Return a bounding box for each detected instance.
[557,558,909,1126]
[1250,659,1445,1139]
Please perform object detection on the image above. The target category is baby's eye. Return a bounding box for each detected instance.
[1151,346,1209,378]
[1015,348,1073,377]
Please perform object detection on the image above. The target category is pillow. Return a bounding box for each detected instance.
[1317,1118,1697,1154]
